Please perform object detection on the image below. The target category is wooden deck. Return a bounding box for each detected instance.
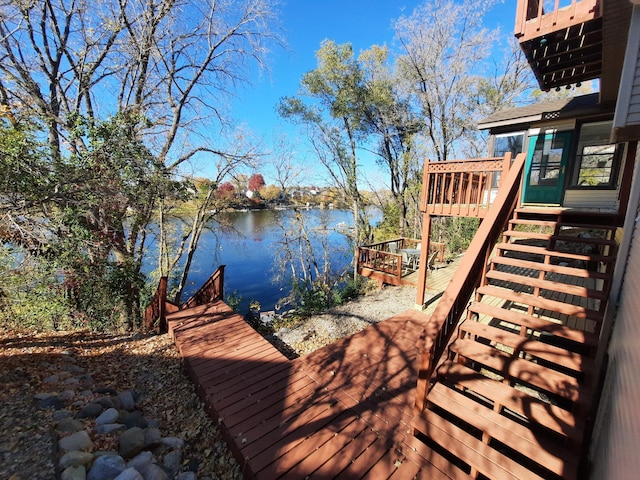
[167,298,456,478]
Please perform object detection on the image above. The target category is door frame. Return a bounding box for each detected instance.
[522,130,573,205]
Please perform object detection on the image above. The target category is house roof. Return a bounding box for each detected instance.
[477,93,613,131]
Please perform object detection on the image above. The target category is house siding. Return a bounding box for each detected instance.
[613,5,640,137]
[628,30,640,124]
[589,157,640,479]
[563,189,619,210]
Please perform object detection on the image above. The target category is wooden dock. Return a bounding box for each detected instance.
[167,299,457,478]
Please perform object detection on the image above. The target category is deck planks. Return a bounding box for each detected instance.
[167,299,444,479]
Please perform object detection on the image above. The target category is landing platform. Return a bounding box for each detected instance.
[167,301,454,479]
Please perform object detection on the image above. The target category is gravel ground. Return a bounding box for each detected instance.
[271,285,418,356]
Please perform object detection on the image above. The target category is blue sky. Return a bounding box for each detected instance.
[214,0,521,186]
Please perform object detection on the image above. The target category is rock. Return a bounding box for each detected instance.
[59,451,94,469]
[56,418,86,434]
[113,467,144,480]
[61,465,86,480]
[94,387,118,396]
[162,450,182,476]
[34,392,55,400]
[59,431,94,453]
[143,427,162,449]
[119,427,145,459]
[95,407,119,425]
[77,374,94,387]
[60,389,77,401]
[119,410,147,429]
[38,395,64,410]
[77,402,103,419]
[94,396,116,409]
[138,463,169,480]
[161,437,184,449]
[63,364,85,374]
[95,423,127,435]
[44,374,59,383]
[177,473,197,480]
[87,454,126,480]
[52,409,74,421]
[126,451,155,471]
[117,390,136,411]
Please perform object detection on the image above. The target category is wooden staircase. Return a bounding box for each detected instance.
[411,208,618,479]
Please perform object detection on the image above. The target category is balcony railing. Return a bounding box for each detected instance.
[515,0,602,43]
[421,154,512,218]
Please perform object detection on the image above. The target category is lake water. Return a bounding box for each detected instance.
[167,208,363,313]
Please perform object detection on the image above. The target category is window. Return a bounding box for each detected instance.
[492,132,525,159]
[490,132,525,187]
[571,122,621,188]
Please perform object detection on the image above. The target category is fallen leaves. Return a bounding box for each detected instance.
[0,328,242,479]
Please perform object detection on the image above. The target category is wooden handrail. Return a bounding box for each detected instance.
[361,237,420,251]
[144,276,168,332]
[414,153,526,413]
[183,265,226,309]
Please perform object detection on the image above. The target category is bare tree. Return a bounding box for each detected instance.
[394,0,498,162]
[0,0,281,328]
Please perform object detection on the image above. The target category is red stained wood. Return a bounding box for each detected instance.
[167,303,453,479]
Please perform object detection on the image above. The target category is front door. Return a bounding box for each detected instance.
[523,131,572,204]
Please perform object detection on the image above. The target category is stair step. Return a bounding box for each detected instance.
[467,302,598,349]
[477,285,604,323]
[509,217,618,232]
[485,269,607,301]
[403,435,474,480]
[437,361,582,440]
[412,406,547,480]
[490,255,611,281]
[496,242,615,265]
[426,382,578,478]
[449,338,587,404]
[503,229,617,247]
[459,320,595,376]
[514,208,620,226]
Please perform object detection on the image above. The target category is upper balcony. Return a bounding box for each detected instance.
[515,0,603,91]
[515,0,632,102]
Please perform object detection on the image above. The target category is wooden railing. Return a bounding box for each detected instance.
[414,153,526,412]
[515,0,602,43]
[183,265,226,309]
[421,154,512,218]
[357,237,420,275]
[357,247,402,277]
[143,277,179,333]
[144,265,225,332]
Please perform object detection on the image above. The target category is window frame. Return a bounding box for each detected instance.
[568,121,623,190]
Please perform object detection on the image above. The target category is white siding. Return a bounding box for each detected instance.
[589,202,640,479]
[614,6,640,131]
[563,189,619,210]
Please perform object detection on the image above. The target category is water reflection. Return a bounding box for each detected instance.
[167,208,360,312]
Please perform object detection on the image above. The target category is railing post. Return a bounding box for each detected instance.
[157,276,168,333]
[420,160,431,213]
[218,265,225,302]
[415,215,432,309]
[500,151,513,188]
